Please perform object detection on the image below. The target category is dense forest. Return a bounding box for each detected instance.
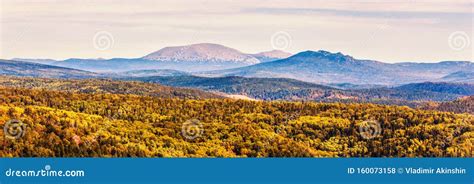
[0,85,472,157]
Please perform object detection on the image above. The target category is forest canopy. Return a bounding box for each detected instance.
[0,86,472,157]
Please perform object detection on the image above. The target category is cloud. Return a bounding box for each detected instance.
[0,0,471,62]
[244,7,471,18]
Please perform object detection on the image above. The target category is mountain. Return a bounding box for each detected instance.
[143,43,260,64]
[250,50,292,62]
[439,71,474,83]
[200,50,474,85]
[0,59,99,78]
[9,47,473,85]
[199,50,397,85]
[138,43,263,72]
[50,43,277,72]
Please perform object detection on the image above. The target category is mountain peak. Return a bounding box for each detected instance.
[250,50,292,62]
[142,43,260,64]
[253,50,292,58]
[291,50,354,62]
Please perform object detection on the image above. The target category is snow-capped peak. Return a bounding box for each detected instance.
[142,43,260,64]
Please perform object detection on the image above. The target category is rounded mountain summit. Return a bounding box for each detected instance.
[143,43,290,64]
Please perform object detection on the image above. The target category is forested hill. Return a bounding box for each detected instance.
[0,59,99,79]
[129,75,474,104]
[0,87,472,157]
[0,76,222,99]
[423,96,474,114]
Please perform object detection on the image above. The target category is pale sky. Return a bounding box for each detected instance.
[0,0,472,62]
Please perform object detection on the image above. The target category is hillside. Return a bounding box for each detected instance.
[394,82,474,96]
[423,96,474,114]
[0,59,99,78]
[0,87,472,157]
[0,76,222,99]
[440,71,474,84]
[350,82,474,102]
[129,76,474,106]
[200,50,474,85]
[129,76,345,101]
[11,58,58,65]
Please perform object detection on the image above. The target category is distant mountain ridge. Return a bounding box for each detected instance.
[200,50,473,85]
[8,44,473,85]
[0,59,99,79]
[11,58,58,65]
[440,71,474,83]
[394,82,474,96]
[19,43,291,72]
[2,56,473,107]
[250,50,292,62]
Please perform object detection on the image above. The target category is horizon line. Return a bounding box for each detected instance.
[6,44,472,64]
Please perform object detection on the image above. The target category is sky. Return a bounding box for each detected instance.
[0,0,472,63]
